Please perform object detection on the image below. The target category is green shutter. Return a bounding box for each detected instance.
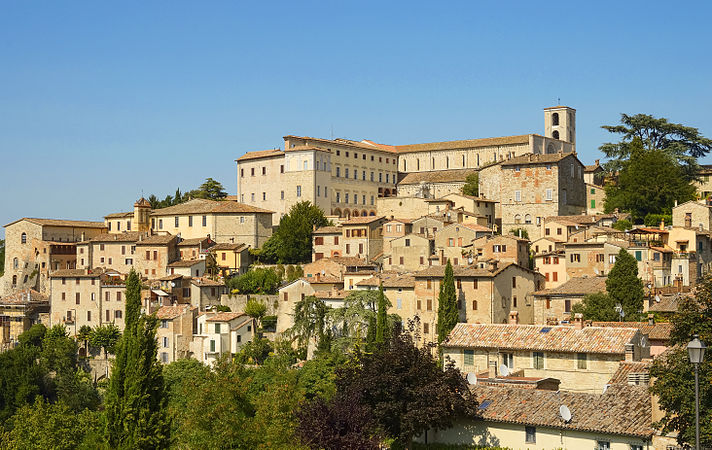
[463,349,474,366]
[590,199,596,209]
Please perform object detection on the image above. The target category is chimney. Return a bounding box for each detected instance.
[488,361,497,379]
[315,272,320,282]
[573,313,584,330]
[674,199,678,207]
[659,220,665,231]
[648,314,655,325]
[508,310,519,325]
[595,159,600,166]
[625,343,635,362]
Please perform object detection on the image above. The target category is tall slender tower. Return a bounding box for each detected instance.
[133,198,152,233]
[544,106,576,151]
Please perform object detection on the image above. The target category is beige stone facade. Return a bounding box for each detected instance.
[312,226,343,261]
[156,304,196,363]
[340,216,386,261]
[672,200,712,230]
[471,235,530,267]
[586,183,606,214]
[384,234,433,272]
[2,218,106,296]
[479,152,586,240]
[564,241,628,279]
[533,251,567,289]
[0,289,49,349]
[276,279,315,334]
[434,223,494,266]
[49,269,127,335]
[532,276,607,324]
[212,243,250,276]
[134,235,180,279]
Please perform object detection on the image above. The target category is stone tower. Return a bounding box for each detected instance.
[133,198,152,233]
[544,106,576,150]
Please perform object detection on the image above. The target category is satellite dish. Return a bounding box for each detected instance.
[321,270,326,276]
[466,373,478,385]
[171,282,176,287]
[594,268,600,275]
[603,384,610,394]
[559,405,572,423]
[499,364,510,377]
[655,295,661,303]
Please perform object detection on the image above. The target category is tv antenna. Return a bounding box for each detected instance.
[559,405,572,423]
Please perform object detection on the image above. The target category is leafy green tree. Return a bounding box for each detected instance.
[163,359,211,441]
[267,201,329,263]
[236,338,274,365]
[4,398,101,450]
[604,138,696,220]
[375,283,389,348]
[197,177,228,200]
[289,295,330,353]
[644,213,672,227]
[105,269,170,449]
[227,267,280,294]
[245,298,267,330]
[297,351,348,401]
[0,343,47,422]
[335,328,478,447]
[600,113,712,182]
[571,292,620,322]
[509,228,529,239]
[17,323,46,347]
[89,323,121,358]
[78,325,92,354]
[276,263,285,280]
[437,260,459,343]
[607,248,644,320]
[461,173,479,197]
[612,219,632,231]
[40,325,77,375]
[650,275,712,447]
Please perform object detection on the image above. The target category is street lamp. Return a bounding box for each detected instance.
[687,334,707,450]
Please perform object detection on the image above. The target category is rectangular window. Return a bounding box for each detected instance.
[596,441,610,450]
[397,298,402,309]
[87,311,91,321]
[296,186,302,197]
[577,353,587,369]
[175,216,179,227]
[115,310,122,319]
[423,323,429,334]
[552,272,558,282]
[533,352,544,369]
[635,250,642,261]
[188,216,193,227]
[163,337,169,348]
[525,426,536,444]
[591,199,596,209]
[565,299,571,312]
[106,310,110,321]
[463,349,474,366]
[117,292,122,301]
[75,293,80,304]
[570,254,581,263]
[210,340,215,352]
[546,189,552,201]
[426,299,432,311]
[515,190,521,202]
[202,215,207,226]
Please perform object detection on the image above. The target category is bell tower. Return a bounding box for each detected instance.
[133,198,152,233]
[544,106,576,150]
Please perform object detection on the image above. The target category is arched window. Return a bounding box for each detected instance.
[514,214,522,224]
[552,112,559,126]
[13,257,18,269]
[472,300,477,310]
[21,232,27,244]
[552,130,560,139]
[353,210,360,217]
[525,214,532,224]
[12,275,17,286]
[369,211,375,216]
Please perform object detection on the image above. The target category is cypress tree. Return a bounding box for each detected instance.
[375,282,388,348]
[106,269,170,448]
[606,248,644,320]
[437,260,459,343]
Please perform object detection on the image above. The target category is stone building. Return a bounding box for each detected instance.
[396,169,477,199]
[442,319,649,393]
[340,216,387,261]
[134,234,180,279]
[148,198,273,247]
[155,304,196,364]
[190,312,254,365]
[104,198,152,234]
[564,240,628,280]
[479,152,586,240]
[48,269,128,335]
[177,237,215,261]
[0,289,49,349]
[434,223,494,266]
[412,262,544,345]
[470,234,530,268]
[2,218,106,296]
[532,276,608,324]
[532,250,566,289]
[312,225,343,261]
[586,183,606,215]
[211,243,250,276]
[672,199,712,230]
[384,234,433,272]
[382,219,413,253]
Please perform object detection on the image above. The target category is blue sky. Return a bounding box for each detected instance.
[1,1,711,238]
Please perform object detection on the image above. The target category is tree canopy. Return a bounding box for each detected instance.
[650,275,712,447]
[604,138,696,221]
[147,177,229,209]
[461,173,479,197]
[260,201,330,264]
[437,260,459,343]
[227,267,281,294]
[600,113,712,181]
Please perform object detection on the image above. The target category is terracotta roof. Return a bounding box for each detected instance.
[592,321,673,341]
[584,164,602,172]
[177,237,214,247]
[414,263,515,278]
[134,234,178,246]
[4,217,106,229]
[284,135,398,153]
[443,323,640,354]
[307,275,343,284]
[211,242,247,251]
[150,198,273,216]
[543,105,576,110]
[443,193,498,203]
[88,232,145,243]
[396,134,531,153]
[157,274,184,281]
[314,226,343,234]
[470,384,653,438]
[648,294,683,313]
[459,223,494,233]
[49,269,102,278]
[384,218,414,224]
[356,273,415,288]
[104,212,133,219]
[341,216,386,225]
[0,289,48,305]
[167,259,204,268]
[205,312,247,322]
[155,305,194,320]
[190,277,224,287]
[608,361,652,384]
[534,276,607,297]
[314,289,349,299]
[398,168,477,185]
[501,152,573,167]
[235,149,284,162]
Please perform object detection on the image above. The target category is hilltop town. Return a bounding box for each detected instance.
[1,106,710,449]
